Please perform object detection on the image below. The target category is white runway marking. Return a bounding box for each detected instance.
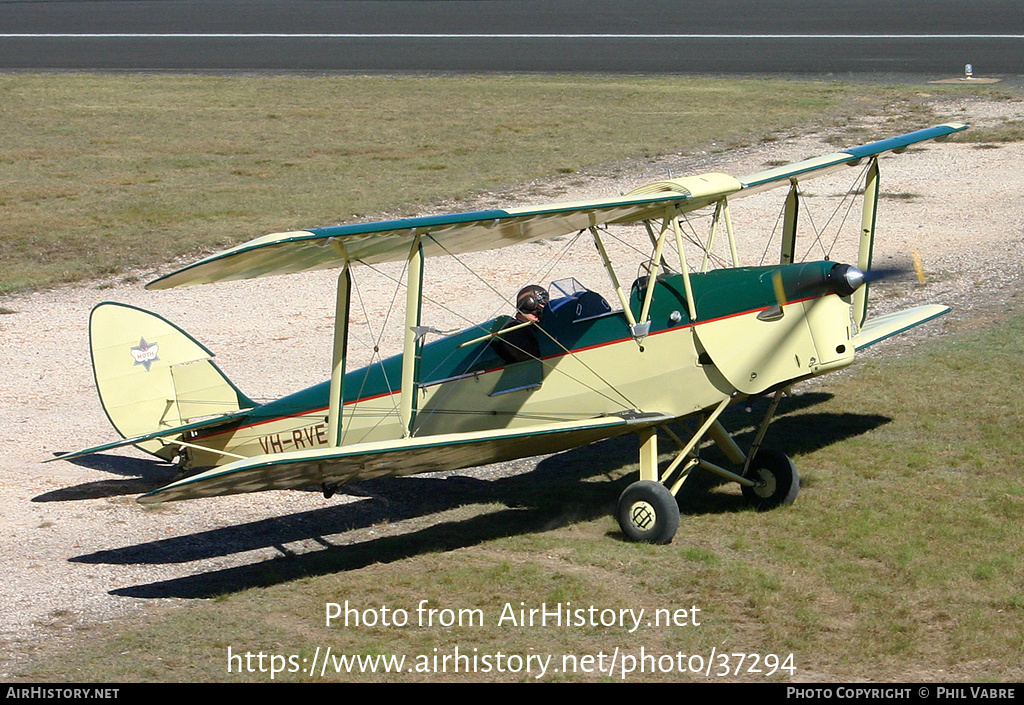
[4,33,1023,39]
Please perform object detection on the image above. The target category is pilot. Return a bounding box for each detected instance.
[491,284,548,364]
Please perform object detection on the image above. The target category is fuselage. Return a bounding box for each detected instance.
[182,261,858,468]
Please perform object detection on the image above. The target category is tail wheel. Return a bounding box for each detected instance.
[617,480,680,544]
[741,448,799,511]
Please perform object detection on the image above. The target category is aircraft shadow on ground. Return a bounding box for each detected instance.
[36,452,178,502]
[39,391,835,504]
[64,393,890,599]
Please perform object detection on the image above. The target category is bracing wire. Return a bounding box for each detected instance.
[758,198,788,266]
[413,232,640,425]
[677,210,731,271]
[341,262,408,444]
[801,160,871,262]
[344,233,627,435]
[752,160,873,265]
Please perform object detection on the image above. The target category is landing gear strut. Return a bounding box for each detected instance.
[616,390,799,544]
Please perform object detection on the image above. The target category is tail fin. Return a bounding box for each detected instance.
[89,302,254,459]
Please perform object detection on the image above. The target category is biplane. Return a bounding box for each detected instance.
[56,123,966,544]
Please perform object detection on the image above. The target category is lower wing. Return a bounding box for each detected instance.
[138,412,672,503]
[852,305,951,350]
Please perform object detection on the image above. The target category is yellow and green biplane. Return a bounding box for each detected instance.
[56,124,966,544]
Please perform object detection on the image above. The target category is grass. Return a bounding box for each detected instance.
[6,73,1024,682]
[1,73,1014,294]
[950,118,1024,144]
[16,309,1024,682]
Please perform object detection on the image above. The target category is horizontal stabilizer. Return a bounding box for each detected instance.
[138,412,673,504]
[852,305,951,350]
[48,409,251,463]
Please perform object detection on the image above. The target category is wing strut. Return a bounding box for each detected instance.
[590,226,638,330]
[702,198,740,271]
[780,182,799,265]
[327,262,352,447]
[400,237,424,436]
[853,157,880,328]
[670,213,698,321]
[636,214,674,335]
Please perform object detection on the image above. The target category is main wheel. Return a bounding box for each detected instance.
[617,480,680,544]
[741,448,799,511]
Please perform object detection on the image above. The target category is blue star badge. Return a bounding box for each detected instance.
[130,337,160,371]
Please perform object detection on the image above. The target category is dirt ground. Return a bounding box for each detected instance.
[2,94,1023,678]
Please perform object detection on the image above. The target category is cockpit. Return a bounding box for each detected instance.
[544,277,615,324]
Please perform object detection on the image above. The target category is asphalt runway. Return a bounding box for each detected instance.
[1,0,1021,74]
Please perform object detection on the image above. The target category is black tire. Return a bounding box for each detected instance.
[617,480,680,544]
[741,448,799,511]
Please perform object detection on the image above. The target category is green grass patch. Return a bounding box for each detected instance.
[16,309,1024,682]
[0,73,1006,293]
[950,118,1024,144]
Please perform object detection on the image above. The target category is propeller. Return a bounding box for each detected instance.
[766,263,865,313]
[764,256,926,323]
[773,259,924,305]
[866,250,928,285]
[859,263,926,285]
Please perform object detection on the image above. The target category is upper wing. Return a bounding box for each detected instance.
[634,123,969,197]
[147,124,967,290]
[138,412,672,503]
[739,123,968,194]
[146,174,740,289]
